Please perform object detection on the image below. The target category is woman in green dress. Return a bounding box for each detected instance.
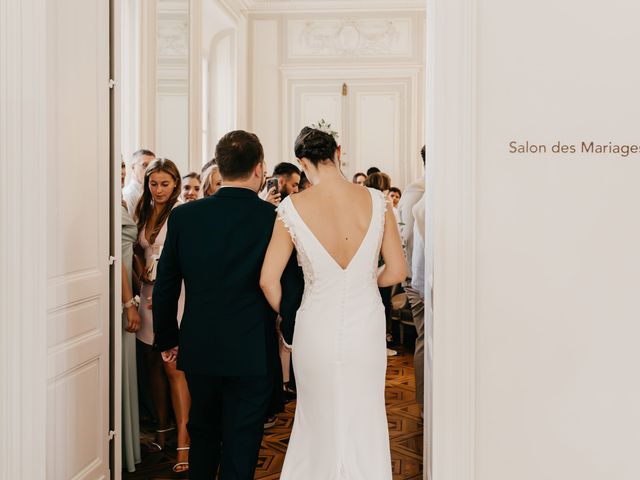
[121,159,142,472]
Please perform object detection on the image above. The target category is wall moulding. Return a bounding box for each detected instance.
[287,17,413,59]
[157,19,189,57]
[279,12,423,65]
[248,0,426,14]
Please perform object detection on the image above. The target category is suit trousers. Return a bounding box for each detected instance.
[404,286,425,407]
[185,372,273,480]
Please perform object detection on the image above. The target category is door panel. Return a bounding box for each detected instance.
[287,76,413,186]
[290,81,345,160]
[46,0,111,478]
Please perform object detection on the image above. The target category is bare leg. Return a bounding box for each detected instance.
[142,343,170,448]
[164,360,191,470]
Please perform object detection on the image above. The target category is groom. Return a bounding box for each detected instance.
[153,130,283,479]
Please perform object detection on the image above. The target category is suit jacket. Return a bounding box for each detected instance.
[152,187,279,377]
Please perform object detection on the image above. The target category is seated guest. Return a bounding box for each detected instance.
[180,172,201,202]
[352,172,366,185]
[123,149,155,216]
[273,162,301,199]
[366,166,381,176]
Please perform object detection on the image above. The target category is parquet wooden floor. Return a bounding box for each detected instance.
[124,349,423,479]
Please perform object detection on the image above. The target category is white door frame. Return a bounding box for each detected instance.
[0,0,479,478]
[112,0,124,476]
[427,0,478,478]
[0,1,48,478]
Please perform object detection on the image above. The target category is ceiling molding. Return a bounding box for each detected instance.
[247,0,426,14]
[216,0,253,18]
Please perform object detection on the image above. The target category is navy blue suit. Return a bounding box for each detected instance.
[153,187,283,479]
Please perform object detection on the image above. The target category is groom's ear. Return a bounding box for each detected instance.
[254,160,264,179]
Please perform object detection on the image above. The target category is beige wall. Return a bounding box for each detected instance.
[430,0,640,479]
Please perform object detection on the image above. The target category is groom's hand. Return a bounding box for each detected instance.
[161,346,179,363]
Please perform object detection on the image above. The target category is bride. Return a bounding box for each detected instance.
[260,127,407,480]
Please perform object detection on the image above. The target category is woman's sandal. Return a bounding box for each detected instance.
[151,426,175,452]
[173,446,190,473]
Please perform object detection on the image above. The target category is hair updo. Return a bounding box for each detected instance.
[294,127,338,166]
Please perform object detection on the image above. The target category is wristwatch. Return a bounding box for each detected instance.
[123,295,140,309]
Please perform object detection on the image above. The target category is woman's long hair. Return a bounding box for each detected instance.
[201,163,220,198]
[135,158,181,244]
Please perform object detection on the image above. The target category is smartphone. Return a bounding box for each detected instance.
[266,177,279,194]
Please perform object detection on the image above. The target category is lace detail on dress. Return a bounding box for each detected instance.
[369,188,388,279]
[277,198,315,307]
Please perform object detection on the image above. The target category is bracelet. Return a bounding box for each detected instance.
[123,295,140,309]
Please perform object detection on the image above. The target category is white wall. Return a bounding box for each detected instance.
[430,0,640,479]
[155,0,190,175]
[201,0,236,164]
[248,7,425,187]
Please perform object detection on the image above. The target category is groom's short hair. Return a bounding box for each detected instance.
[216,130,264,180]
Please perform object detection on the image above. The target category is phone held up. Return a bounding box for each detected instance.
[266,177,279,194]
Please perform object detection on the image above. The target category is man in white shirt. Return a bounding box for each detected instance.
[397,146,426,409]
[123,149,155,216]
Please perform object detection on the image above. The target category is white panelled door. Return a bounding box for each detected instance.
[349,81,409,186]
[46,0,111,478]
[287,76,416,188]
[290,80,345,162]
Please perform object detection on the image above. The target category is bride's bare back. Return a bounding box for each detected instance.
[260,127,407,315]
[289,181,372,270]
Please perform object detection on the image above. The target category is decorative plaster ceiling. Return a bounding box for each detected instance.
[244,0,425,12]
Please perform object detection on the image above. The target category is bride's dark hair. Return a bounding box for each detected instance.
[294,127,338,166]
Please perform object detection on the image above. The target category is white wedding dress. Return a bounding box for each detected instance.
[277,187,392,480]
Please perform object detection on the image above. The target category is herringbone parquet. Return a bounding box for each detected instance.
[124,350,423,479]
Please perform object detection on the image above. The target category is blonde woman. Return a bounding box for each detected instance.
[134,158,191,473]
[201,159,222,197]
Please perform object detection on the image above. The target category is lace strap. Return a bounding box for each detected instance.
[370,188,387,252]
[276,197,297,245]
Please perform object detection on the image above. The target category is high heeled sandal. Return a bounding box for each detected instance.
[173,446,190,473]
[151,426,175,451]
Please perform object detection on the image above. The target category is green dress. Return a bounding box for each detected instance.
[122,205,141,472]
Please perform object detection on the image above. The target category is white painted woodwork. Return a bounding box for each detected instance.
[0,1,48,478]
[113,0,125,475]
[250,10,425,187]
[430,0,640,479]
[209,31,236,155]
[156,0,190,174]
[45,0,111,479]
[282,70,420,186]
[286,17,414,60]
[251,19,281,167]
[121,0,142,165]
[248,0,425,13]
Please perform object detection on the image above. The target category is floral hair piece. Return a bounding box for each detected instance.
[310,119,339,139]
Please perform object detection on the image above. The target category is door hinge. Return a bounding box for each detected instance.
[109,255,117,266]
[108,430,116,441]
[108,78,115,89]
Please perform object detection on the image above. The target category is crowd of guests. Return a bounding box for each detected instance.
[119,144,425,475]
